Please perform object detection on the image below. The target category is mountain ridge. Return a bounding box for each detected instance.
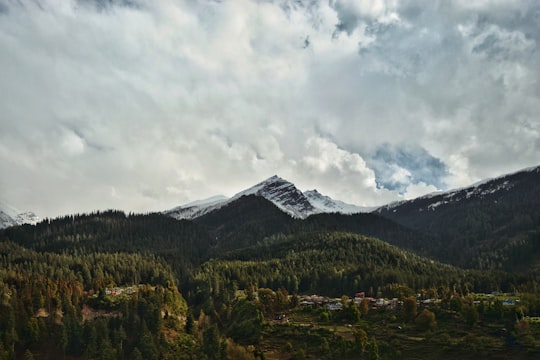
[165,175,369,220]
[0,200,39,229]
[165,164,540,223]
[375,164,540,214]
[375,164,540,269]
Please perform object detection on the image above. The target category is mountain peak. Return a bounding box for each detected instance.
[0,201,40,229]
[233,175,315,218]
[304,189,373,214]
[251,175,289,189]
[165,175,374,220]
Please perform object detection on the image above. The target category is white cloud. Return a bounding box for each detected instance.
[60,129,85,156]
[403,181,439,200]
[389,165,412,184]
[300,136,375,181]
[0,0,539,217]
[296,136,397,206]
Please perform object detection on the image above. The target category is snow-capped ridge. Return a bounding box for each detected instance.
[304,189,374,214]
[375,164,540,213]
[165,175,370,220]
[15,211,40,225]
[165,195,229,220]
[182,195,228,208]
[0,200,40,229]
[230,175,316,219]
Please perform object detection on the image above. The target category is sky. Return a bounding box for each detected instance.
[1,0,539,218]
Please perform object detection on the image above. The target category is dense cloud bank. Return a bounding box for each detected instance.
[1,0,539,217]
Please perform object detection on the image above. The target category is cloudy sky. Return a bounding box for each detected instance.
[1,0,539,218]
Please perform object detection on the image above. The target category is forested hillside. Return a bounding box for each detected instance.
[0,239,190,359]
[194,195,296,252]
[194,231,525,298]
[376,167,540,271]
[0,212,211,359]
[1,192,539,359]
[2,211,213,284]
[195,195,433,257]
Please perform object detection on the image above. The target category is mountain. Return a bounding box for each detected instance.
[164,166,540,272]
[165,195,229,220]
[304,189,374,214]
[5,165,538,274]
[2,189,538,360]
[188,193,430,257]
[165,175,368,220]
[375,165,540,270]
[194,194,296,251]
[0,200,39,229]
[232,175,317,218]
[376,165,540,214]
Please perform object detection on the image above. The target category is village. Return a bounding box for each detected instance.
[104,285,138,296]
[296,291,520,312]
[299,292,401,311]
[260,289,536,359]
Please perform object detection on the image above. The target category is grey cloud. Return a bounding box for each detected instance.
[367,143,449,192]
[76,0,142,11]
[330,0,391,35]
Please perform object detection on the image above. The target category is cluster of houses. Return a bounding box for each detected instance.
[299,292,401,311]
[317,291,521,312]
[104,286,137,296]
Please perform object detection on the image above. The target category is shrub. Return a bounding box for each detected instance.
[415,309,437,331]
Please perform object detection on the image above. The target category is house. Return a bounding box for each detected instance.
[388,298,399,310]
[125,286,136,295]
[326,303,343,311]
[113,287,123,295]
[502,299,515,306]
[354,296,374,304]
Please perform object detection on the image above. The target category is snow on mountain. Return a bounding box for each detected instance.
[0,201,40,229]
[182,195,229,208]
[304,189,374,214]
[231,175,316,218]
[167,165,540,220]
[14,212,40,225]
[166,175,317,219]
[0,211,18,229]
[375,165,540,214]
[165,195,229,220]
[165,175,369,220]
